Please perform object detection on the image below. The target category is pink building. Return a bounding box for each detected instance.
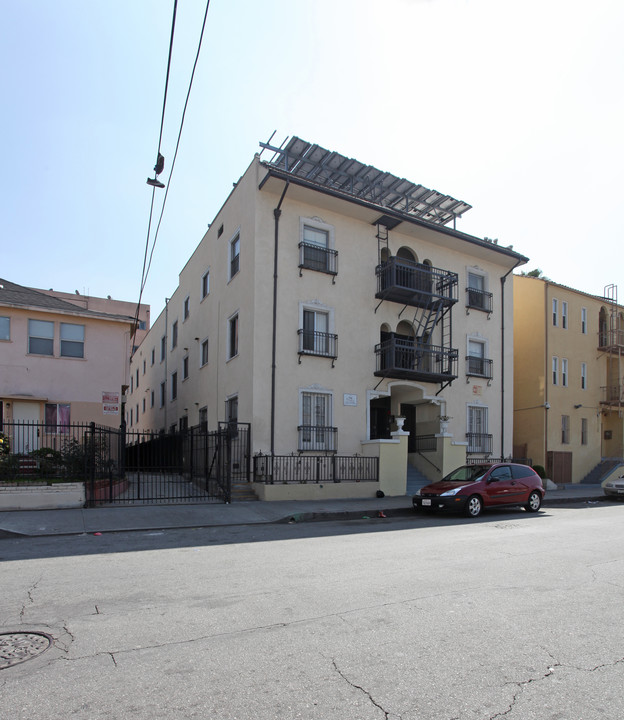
[0,278,149,432]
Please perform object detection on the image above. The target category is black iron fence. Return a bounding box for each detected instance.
[0,421,121,482]
[253,454,378,484]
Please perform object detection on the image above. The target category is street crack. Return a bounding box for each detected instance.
[19,577,42,623]
[332,659,391,719]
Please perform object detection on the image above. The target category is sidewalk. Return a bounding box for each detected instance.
[0,484,609,538]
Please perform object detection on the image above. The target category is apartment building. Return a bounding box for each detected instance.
[128,136,528,485]
[513,275,624,483]
[0,279,147,436]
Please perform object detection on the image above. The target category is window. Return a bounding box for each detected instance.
[183,355,189,380]
[561,415,570,444]
[199,406,208,432]
[581,362,587,389]
[151,348,155,366]
[130,376,133,393]
[161,336,166,362]
[466,272,492,312]
[29,319,54,355]
[581,418,588,445]
[467,405,491,453]
[0,316,9,341]
[171,321,178,349]
[135,368,139,388]
[160,382,166,408]
[137,320,147,331]
[300,391,335,451]
[143,360,146,375]
[552,298,558,326]
[562,301,568,329]
[230,233,240,279]
[135,404,139,424]
[45,403,70,433]
[581,307,587,334]
[299,221,337,274]
[183,296,190,320]
[171,371,178,401]
[129,408,133,427]
[300,308,335,356]
[59,323,85,358]
[150,390,154,408]
[201,270,210,299]
[467,339,490,377]
[226,395,238,424]
[561,358,568,387]
[552,356,559,385]
[201,338,209,367]
[228,313,238,359]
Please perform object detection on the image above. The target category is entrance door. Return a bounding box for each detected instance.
[12,401,41,453]
[370,396,391,439]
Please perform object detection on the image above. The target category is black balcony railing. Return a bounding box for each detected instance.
[375,337,458,382]
[298,425,337,452]
[299,242,338,275]
[298,329,338,358]
[466,287,493,313]
[466,433,493,454]
[600,385,624,405]
[466,355,493,379]
[375,257,457,308]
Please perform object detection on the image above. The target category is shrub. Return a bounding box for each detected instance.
[532,464,546,479]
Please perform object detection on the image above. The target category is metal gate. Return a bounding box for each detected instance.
[89,422,250,506]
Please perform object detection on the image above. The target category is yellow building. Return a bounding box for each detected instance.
[513,275,624,483]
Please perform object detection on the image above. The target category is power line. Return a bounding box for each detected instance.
[134,0,211,337]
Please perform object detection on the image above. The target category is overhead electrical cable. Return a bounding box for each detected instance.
[134,0,211,335]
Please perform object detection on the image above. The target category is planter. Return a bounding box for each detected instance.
[0,482,86,511]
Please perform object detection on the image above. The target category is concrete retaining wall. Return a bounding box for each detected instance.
[0,483,86,511]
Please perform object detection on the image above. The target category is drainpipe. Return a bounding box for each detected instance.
[500,262,523,458]
[270,181,290,456]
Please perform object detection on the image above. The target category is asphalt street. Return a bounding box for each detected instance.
[2,502,624,719]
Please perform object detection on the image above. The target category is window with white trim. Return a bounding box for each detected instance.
[201,338,209,367]
[467,405,490,453]
[226,395,238,424]
[561,358,568,387]
[161,336,166,362]
[199,406,208,431]
[171,371,178,401]
[160,382,166,408]
[581,418,588,445]
[28,319,54,356]
[561,415,570,444]
[150,390,154,408]
[182,355,189,380]
[467,338,491,377]
[552,356,559,385]
[581,362,587,389]
[299,391,335,451]
[0,316,10,341]
[201,270,210,299]
[151,347,155,366]
[229,233,240,280]
[183,296,190,320]
[45,403,70,433]
[581,307,587,334]
[552,298,558,326]
[299,303,336,357]
[299,218,337,275]
[227,313,238,360]
[561,301,568,329]
[171,321,178,350]
[60,323,85,358]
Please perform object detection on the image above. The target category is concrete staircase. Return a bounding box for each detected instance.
[406,463,431,496]
[581,459,624,484]
[230,480,259,501]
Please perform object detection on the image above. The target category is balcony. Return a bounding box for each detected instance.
[598,329,624,352]
[298,329,338,361]
[466,355,493,380]
[299,242,338,276]
[465,287,493,314]
[466,433,493,454]
[601,385,624,406]
[375,257,458,308]
[374,336,458,383]
[298,425,337,452]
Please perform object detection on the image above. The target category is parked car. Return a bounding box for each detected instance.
[413,463,545,518]
[603,475,624,499]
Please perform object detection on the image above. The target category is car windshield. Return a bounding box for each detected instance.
[442,465,489,483]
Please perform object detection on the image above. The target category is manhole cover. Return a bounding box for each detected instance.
[0,632,52,669]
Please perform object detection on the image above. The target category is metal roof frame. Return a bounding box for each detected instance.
[259,136,472,227]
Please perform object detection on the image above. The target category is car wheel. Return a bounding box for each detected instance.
[525,490,542,513]
[465,495,482,518]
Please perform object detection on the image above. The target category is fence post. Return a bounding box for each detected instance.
[88,422,97,507]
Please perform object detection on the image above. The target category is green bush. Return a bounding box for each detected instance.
[29,448,63,477]
[532,464,546,479]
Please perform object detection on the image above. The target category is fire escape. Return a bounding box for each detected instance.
[373,222,458,393]
[599,284,624,409]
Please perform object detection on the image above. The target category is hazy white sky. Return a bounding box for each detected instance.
[2,0,623,317]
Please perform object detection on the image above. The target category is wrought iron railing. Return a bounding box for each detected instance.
[466,433,493,454]
[598,329,624,350]
[601,385,624,405]
[298,329,338,358]
[299,242,338,275]
[466,356,493,378]
[414,434,437,452]
[375,257,458,306]
[465,287,493,313]
[297,425,337,452]
[253,454,378,484]
[375,337,458,381]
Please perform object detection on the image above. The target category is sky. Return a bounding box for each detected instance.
[2,0,623,320]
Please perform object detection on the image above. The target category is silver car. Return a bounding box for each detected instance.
[603,474,624,499]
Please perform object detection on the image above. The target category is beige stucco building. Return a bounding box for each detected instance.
[128,137,528,488]
[513,275,624,483]
[0,279,148,434]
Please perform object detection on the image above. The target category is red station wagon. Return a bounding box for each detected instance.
[413,463,545,518]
